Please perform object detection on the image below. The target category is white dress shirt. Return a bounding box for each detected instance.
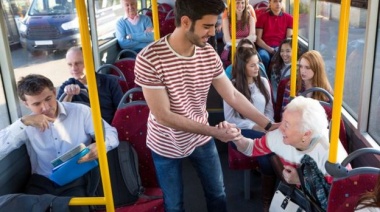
[0,102,119,177]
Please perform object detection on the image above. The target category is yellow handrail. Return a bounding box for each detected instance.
[230,0,236,65]
[290,0,299,98]
[71,0,115,211]
[151,0,160,40]
[328,0,351,163]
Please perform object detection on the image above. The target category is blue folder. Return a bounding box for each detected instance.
[49,148,98,186]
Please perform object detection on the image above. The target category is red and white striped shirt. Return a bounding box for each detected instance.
[135,36,224,158]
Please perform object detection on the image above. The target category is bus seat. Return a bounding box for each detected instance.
[327,148,380,212]
[110,99,164,211]
[253,0,269,10]
[112,100,159,188]
[116,49,138,61]
[112,188,164,212]
[273,76,290,122]
[228,130,263,200]
[160,9,175,37]
[255,4,268,19]
[97,64,129,93]
[113,58,136,89]
[113,51,137,90]
[140,3,173,27]
[0,145,31,195]
[300,87,349,152]
[117,87,145,109]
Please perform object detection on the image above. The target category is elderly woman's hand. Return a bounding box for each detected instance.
[214,121,242,143]
[282,165,301,185]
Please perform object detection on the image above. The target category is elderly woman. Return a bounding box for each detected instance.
[218,96,348,209]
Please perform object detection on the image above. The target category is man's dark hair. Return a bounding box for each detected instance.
[17,74,55,101]
[174,0,225,27]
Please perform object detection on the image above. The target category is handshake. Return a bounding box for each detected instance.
[214,121,242,143]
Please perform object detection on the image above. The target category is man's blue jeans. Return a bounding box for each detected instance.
[258,47,272,69]
[151,139,226,212]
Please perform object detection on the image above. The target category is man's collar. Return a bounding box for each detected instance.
[269,10,283,16]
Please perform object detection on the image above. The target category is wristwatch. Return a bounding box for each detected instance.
[264,121,272,131]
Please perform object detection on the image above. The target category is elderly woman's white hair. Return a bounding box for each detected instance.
[284,96,328,138]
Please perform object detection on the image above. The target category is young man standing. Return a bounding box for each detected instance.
[134,0,278,211]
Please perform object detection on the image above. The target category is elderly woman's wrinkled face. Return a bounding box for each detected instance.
[280,110,309,149]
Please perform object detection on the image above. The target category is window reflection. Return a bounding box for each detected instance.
[368,17,380,143]
[0,74,11,129]
[314,2,366,120]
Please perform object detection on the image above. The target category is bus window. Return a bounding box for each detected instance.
[290,0,311,42]
[313,1,367,120]
[0,74,11,129]
[368,21,380,144]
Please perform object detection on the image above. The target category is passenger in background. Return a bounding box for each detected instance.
[221,0,256,67]
[256,0,293,69]
[225,38,257,79]
[0,74,119,212]
[115,0,154,52]
[57,47,123,124]
[134,0,278,211]
[269,38,300,102]
[355,175,380,211]
[208,13,223,52]
[218,96,348,211]
[281,50,333,111]
[224,47,273,133]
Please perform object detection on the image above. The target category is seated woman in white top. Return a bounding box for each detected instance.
[224,47,274,132]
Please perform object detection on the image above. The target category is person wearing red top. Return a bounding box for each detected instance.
[256,0,293,69]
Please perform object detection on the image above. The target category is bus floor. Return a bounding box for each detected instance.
[183,142,263,212]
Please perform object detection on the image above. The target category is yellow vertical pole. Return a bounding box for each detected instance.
[151,0,160,40]
[71,0,115,211]
[328,0,351,163]
[230,0,236,64]
[290,0,299,98]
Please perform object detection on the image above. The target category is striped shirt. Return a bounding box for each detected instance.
[134,35,224,158]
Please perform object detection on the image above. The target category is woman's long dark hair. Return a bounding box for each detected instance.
[271,38,300,79]
[232,47,271,115]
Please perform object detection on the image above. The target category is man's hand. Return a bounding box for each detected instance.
[269,122,280,131]
[21,114,55,131]
[64,84,81,96]
[214,121,242,142]
[282,165,300,185]
[78,143,98,163]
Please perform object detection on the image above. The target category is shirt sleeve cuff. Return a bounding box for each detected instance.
[241,138,254,156]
